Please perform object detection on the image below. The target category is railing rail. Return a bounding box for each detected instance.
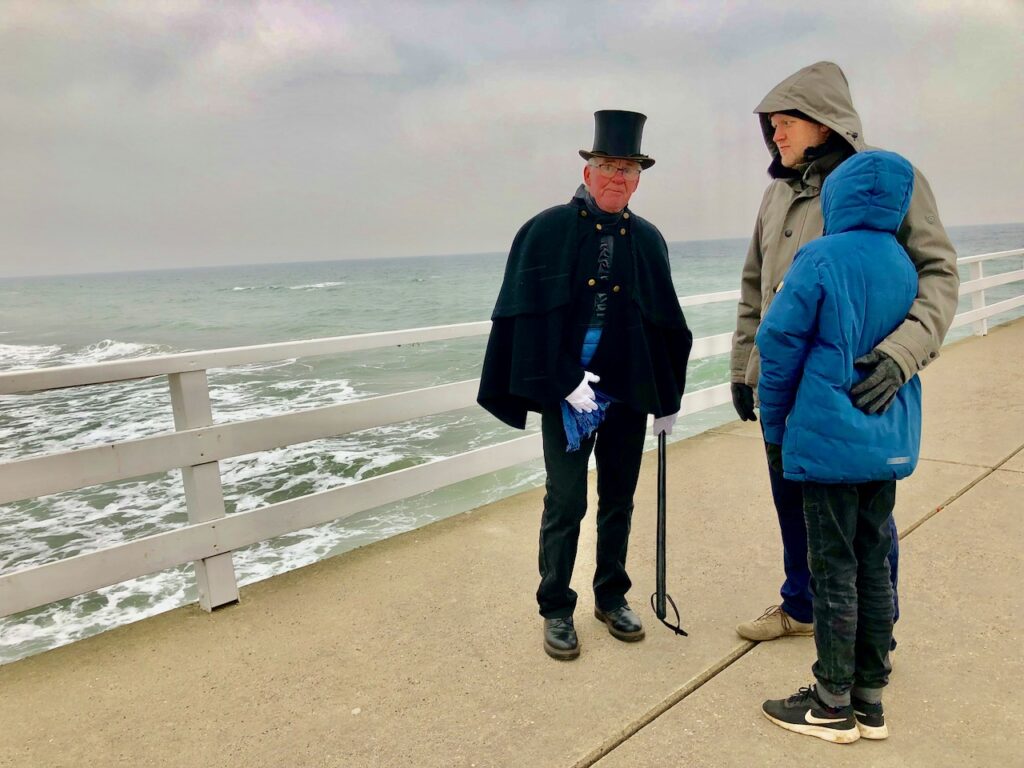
[956,248,1024,336]
[956,247,1023,265]
[0,380,482,505]
[0,321,493,395]
[0,293,744,397]
[2,249,1022,619]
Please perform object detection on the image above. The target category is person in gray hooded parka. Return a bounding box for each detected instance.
[730,61,959,644]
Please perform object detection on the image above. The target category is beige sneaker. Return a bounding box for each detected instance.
[736,605,814,641]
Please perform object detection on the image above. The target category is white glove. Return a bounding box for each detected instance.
[652,412,678,436]
[565,371,601,413]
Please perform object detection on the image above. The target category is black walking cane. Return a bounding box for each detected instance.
[650,432,688,636]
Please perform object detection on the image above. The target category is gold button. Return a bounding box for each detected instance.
[588,278,597,287]
[612,285,621,293]
[619,228,626,235]
[622,212,630,219]
[580,210,588,217]
[595,223,603,231]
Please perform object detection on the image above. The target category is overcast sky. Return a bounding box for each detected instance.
[1,0,1021,277]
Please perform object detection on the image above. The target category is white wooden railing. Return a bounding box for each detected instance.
[950,249,1024,336]
[1,248,1022,619]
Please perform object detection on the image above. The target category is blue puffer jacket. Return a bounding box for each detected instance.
[756,150,922,483]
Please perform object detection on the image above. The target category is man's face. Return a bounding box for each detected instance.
[584,158,641,213]
[770,114,831,168]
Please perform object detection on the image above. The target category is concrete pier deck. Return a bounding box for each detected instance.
[3,318,1022,768]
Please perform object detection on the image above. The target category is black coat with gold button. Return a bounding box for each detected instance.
[478,194,693,429]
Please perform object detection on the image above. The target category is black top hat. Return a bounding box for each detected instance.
[579,110,655,169]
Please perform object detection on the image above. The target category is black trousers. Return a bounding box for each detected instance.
[536,402,647,618]
[804,481,896,697]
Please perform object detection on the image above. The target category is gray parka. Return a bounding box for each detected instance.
[731,61,960,389]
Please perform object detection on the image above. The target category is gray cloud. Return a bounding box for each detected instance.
[0,0,1021,276]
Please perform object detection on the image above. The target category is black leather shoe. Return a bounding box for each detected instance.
[543,617,580,660]
[594,604,645,642]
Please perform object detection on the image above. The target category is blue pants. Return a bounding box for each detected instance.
[767,458,900,626]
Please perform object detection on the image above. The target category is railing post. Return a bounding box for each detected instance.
[168,370,240,611]
[969,261,988,336]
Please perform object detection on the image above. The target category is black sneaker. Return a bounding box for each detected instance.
[851,696,888,740]
[761,685,860,744]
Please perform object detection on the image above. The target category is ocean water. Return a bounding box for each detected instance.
[1,222,1022,663]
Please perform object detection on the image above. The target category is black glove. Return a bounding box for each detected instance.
[765,442,783,475]
[850,350,905,415]
[731,382,758,422]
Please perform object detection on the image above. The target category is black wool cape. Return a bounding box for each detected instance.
[477,196,693,429]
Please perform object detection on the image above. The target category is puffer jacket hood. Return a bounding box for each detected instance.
[822,150,915,235]
[755,149,922,483]
[755,61,867,165]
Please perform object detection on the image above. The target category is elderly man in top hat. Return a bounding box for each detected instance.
[478,110,693,660]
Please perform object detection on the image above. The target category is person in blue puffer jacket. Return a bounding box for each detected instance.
[756,150,920,744]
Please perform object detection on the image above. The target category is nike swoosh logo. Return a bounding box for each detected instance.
[805,711,847,725]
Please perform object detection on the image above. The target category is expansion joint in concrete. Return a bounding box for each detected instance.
[574,440,1023,768]
[901,441,1024,540]
[570,641,756,768]
[917,457,993,470]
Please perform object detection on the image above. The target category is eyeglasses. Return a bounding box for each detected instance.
[591,162,641,180]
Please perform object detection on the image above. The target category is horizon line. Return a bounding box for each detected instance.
[1,220,1021,281]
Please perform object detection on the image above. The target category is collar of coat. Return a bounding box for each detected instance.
[770,152,852,197]
[768,131,855,188]
[572,184,629,225]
